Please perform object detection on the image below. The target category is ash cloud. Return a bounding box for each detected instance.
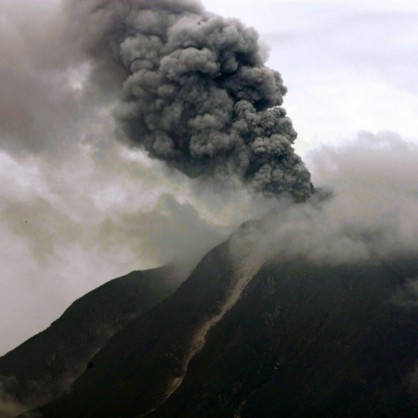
[67,0,312,200]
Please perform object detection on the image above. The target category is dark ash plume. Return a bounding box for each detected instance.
[71,0,312,200]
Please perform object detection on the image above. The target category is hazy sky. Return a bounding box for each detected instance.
[204,0,418,150]
[0,0,418,355]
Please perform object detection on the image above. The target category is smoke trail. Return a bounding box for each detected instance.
[0,378,26,418]
[68,0,312,200]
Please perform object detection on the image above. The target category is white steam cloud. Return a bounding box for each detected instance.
[244,132,418,265]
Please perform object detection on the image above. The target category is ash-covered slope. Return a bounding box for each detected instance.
[31,227,418,418]
[32,237,240,418]
[0,266,177,416]
[154,258,418,418]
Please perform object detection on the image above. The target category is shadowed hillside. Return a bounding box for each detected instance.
[29,237,418,417]
[0,266,178,416]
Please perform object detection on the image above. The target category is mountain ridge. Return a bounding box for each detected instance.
[0,265,178,417]
[27,232,418,417]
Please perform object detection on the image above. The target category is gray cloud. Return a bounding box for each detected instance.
[0,0,88,155]
[66,0,312,200]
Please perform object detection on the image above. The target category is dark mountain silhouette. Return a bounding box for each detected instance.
[22,222,418,418]
[0,266,178,416]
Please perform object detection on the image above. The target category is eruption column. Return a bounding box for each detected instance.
[73,0,312,200]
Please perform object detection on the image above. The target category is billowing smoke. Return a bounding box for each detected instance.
[67,0,312,200]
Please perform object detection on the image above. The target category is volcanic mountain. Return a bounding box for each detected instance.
[0,266,177,417]
[5,219,416,418]
[1,1,416,417]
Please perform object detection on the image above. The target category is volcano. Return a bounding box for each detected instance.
[1,220,416,418]
[1,1,417,417]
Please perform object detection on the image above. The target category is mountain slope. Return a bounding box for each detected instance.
[155,259,418,418]
[33,238,239,417]
[0,265,178,416]
[31,231,418,417]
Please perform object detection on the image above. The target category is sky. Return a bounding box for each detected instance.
[0,0,418,355]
